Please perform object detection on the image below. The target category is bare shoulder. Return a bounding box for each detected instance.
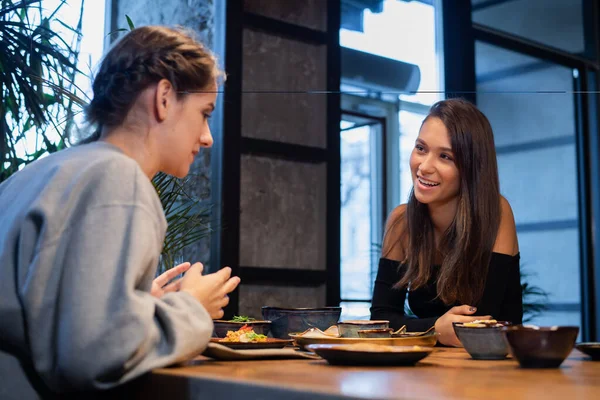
[493,196,519,256]
[382,204,407,261]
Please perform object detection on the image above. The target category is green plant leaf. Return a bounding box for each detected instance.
[152,172,217,272]
[105,28,128,38]
[126,15,135,31]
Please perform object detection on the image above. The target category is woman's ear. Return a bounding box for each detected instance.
[154,79,175,122]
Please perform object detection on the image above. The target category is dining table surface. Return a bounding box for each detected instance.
[131,347,600,400]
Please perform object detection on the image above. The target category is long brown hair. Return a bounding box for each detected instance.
[80,26,224,143]
[387,98,501,305]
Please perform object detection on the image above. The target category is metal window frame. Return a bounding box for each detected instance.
[337,97,430,305]
[441,0,600,341]
[325,1,343,308]
[339,108,387,303]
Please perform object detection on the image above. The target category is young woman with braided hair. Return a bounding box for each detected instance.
[370,98,522,347]
[0,26,239,398]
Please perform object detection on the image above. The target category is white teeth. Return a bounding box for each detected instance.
[418,177,440,187]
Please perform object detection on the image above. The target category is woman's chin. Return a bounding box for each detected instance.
[414,189,434,204]
[174,169,189,179]
[162,166,189,179]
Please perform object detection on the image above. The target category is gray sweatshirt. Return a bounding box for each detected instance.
[0,142,213,399]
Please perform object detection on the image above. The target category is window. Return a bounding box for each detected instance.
[340,109,384,320]
[472,0,585,55]
[339,0,440,320]
[475,42,582,327]
[6,0,106,163]
[68,0,107,137]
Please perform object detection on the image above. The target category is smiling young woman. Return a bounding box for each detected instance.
[371,98,521,347]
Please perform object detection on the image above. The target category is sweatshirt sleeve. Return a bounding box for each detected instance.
[19,202,213,392]
[370,258,438,332]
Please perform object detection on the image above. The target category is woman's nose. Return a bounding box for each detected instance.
[418,154,435,174]
[201,129,214,148]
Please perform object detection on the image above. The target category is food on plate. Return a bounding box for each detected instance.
[220,324,267,343]
[460,319,505,328]
[230,315,257,323]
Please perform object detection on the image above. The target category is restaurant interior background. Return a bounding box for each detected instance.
[14,0,600,342]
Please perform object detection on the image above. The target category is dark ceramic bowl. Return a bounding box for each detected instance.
[337,320,390,338]
[261,307,342,339]
[503,325,579,368]
[452,321,511,360]
[357,328,394,338]
[575,342,600,361]
[212,320,271,338]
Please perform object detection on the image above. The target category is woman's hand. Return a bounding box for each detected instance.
[434,305,492,347]
[151,262,192,298]
[180,263,241,319]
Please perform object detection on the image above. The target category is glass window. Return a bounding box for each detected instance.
[339,0,439,318]
[339,301,372,322]
[340,115,383,305]
[398,108,428,204]
[472,0,585,55]
[475,41,581,329]
[70,0,107,133]
[340,0,440,106]
[7,0,106,163]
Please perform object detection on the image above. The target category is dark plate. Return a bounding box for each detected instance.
[306,344,432,366]
[575,342,600,361]
[209,338,292,350]
[290,332,437,351]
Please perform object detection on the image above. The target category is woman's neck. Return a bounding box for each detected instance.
[428,197,459,239]
[100,126,159,180]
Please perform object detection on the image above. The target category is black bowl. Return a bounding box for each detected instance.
[261,307,342,339]
[212,320,271,338]
[503,325,579,368]
[575,342,600,361]
[452,321,511,360]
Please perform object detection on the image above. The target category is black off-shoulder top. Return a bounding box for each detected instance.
[370,253,523,331]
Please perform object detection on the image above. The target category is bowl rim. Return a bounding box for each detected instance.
[575,342,600,347]
[357,328,394,333]
[261,306,342,311]
[502,325,580,332]
[339,320,389,325]
[214,319,272,324]
[452,321,512,329]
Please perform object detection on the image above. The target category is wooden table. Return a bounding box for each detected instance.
[133,348,600,400]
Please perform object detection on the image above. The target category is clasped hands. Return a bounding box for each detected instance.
[151,261,240,320]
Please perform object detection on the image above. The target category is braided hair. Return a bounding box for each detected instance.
[81,26,223,143]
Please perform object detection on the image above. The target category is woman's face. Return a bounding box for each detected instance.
[160,83,217,178]
[409,116,460,207]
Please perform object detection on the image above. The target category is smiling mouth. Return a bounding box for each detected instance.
[417,176,440,187]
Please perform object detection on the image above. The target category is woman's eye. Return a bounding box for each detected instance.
[441,153,453,161]
[415,144,425,152]
[203,113,212,120]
